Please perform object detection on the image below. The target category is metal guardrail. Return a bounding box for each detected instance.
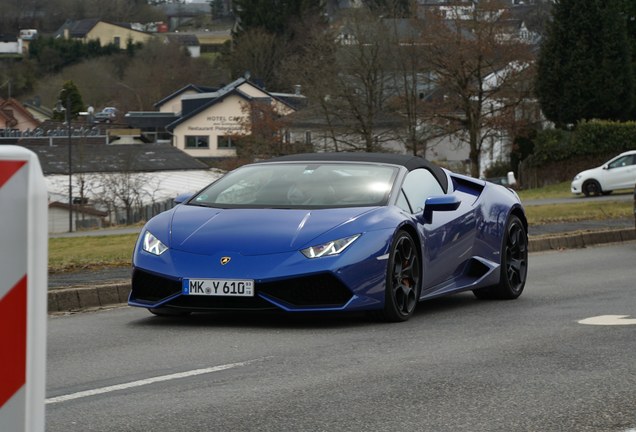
[0,126,104,138]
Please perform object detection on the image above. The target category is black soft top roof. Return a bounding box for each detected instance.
[266,152,448,193]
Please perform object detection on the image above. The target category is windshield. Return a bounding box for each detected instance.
[190,162,399,209]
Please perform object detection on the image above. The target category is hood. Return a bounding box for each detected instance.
[169,205,376,256]
[574,165,604,180]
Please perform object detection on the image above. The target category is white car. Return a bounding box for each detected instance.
[571,150,636,196]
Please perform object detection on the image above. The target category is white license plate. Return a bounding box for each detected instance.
[183,279,254,297]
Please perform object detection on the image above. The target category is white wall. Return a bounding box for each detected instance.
[0,39,22,54]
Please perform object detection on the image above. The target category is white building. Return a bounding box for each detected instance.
[162,76,304,159]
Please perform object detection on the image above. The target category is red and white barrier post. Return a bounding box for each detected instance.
[0,146,47,432]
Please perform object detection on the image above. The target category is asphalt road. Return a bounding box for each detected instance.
[46,243,636,432]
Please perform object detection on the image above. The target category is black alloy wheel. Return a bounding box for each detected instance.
[379,231,421,322]
[474,215,528,300]
[583,180,602,197]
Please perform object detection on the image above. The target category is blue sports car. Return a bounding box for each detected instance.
[129,153,528,322]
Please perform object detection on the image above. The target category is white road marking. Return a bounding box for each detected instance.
[46,358,265,405]
[578,315,636,326]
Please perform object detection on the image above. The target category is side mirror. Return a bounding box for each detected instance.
[174,193,194,204]
[422,195,461,224]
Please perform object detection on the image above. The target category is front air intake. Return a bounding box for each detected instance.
[258,273,353,307]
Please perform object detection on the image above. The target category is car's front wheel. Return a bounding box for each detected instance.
[473,215,527,300]
[583,180,602,197]
[377,231,421,322]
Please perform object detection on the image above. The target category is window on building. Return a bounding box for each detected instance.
[217,135,238,149]
[113,36,121,47]
[185,135,209,148]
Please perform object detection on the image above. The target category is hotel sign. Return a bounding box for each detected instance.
[187,115,248,133]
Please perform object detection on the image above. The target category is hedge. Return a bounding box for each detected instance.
[527,120,636,166]
[519,120,636,187]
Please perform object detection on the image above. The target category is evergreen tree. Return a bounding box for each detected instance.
[536,0,633,127]
[53,80,85,120]
[620,0,636,118]
[232,0,323,38]
[361,0,411,18]
[228,0,326,90]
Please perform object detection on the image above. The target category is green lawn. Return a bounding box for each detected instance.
[524,200,633,224]
[517,182,572,200]
[49,234,138,273]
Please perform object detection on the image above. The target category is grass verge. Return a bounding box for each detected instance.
[525,200,633,224]
[49,234,138,274]
[517,182,572,200]
[517,182,634,200]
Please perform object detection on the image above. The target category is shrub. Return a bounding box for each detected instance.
[528,120,636,166]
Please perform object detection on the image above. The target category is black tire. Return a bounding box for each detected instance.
[473,215,528,300]
[376,231,422,322]
[148,308,191,317]
[582,180,602,197]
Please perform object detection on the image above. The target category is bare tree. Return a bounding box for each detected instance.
[383,14,442,157]
[118,39,220,112]
[231,99,296,160]
[333,10,398,152]
[284,8,425,153]
[278,20,342,150]
[92,171,164,225]
[420,1,535,177]
[83,145,163,225]
[223,27,286,90]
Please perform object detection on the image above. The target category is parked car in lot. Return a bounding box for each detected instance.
[94,107,118,122]
[571,150,636,197]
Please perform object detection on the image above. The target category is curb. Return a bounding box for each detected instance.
[48,228,636,314]
[528,227,635,253]
[48,282,130,314]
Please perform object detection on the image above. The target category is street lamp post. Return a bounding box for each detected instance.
[57,96,72,232]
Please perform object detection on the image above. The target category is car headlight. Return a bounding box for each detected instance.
[142,231,168,256]
[573,174,582,181]
[301,235,360,258]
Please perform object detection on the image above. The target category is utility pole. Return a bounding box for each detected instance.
[56,96,73,232]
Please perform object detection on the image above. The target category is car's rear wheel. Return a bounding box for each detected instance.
[473,215,527,300]
[583,180,602,197]
[376,231,421,322]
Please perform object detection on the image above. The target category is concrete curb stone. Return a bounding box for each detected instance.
[528,228,635,252]
[49,282,130,314]
[49,228,635,314]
